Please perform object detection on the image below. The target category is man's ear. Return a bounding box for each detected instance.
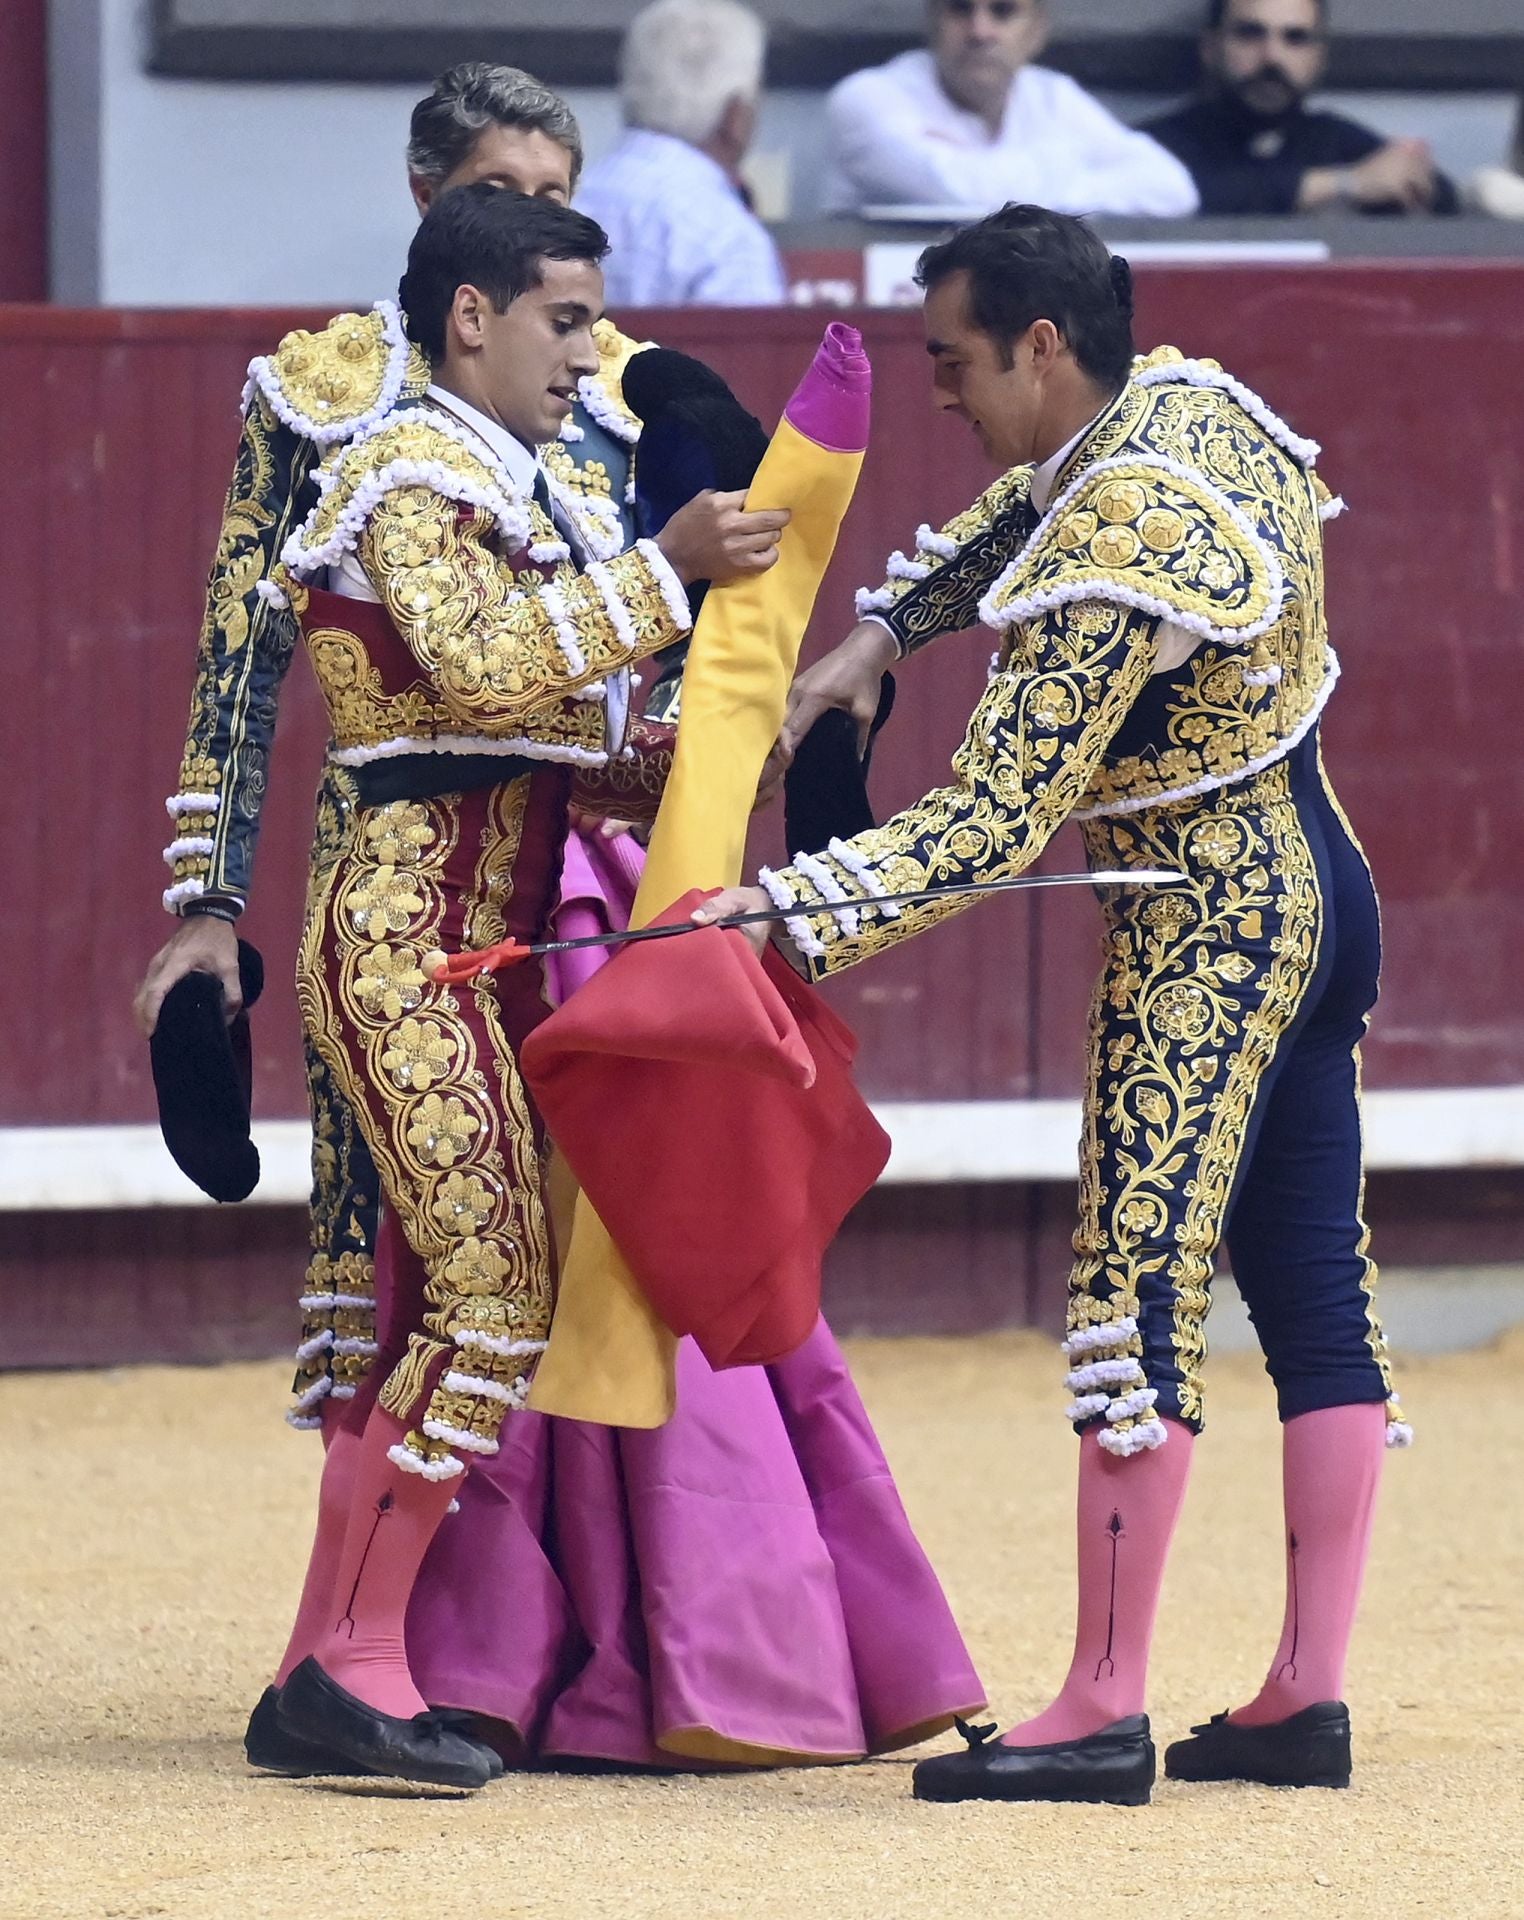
[409,173,434,216]
[1027,316,1064,374]
[449,284,489,355]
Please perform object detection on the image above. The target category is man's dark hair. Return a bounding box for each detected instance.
[408,62,583,187]
[915,204,1135,392]
[399,184,609,363]
[1204,0,1326,27]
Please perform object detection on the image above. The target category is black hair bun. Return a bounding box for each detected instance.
[1109,254,1135,321]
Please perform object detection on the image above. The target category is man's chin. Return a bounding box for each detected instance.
[1234,79,1299,120]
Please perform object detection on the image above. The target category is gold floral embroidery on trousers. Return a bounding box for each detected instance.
[1069,761,1320,1442]
[296,786,555,1479]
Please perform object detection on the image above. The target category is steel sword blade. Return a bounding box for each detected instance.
[428,868,1187,980]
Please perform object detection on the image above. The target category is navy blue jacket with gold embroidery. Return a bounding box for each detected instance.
[762,347,1344,973]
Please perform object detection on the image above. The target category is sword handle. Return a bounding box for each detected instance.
[423,940,532,985]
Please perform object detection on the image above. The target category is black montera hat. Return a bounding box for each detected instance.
[149,940,264,1203]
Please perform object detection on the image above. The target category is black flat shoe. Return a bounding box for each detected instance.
[1164,1701,1351,1789]
[275,1658,501,1789]
[244,1684,373,1777]
[912,1715,1154,1806]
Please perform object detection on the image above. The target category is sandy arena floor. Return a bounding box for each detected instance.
[2,1329,1518,1920]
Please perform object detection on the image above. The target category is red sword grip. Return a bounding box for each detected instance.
[423,939,533,985]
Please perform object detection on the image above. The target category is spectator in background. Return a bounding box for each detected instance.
[577,0,785,306]
[823,0,1197,219]
[1144,0,1459,215]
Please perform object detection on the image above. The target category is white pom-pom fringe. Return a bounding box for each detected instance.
[1097,1416,1169,1456]
[1061,1316,1139,1358]
[254,577,290,610]
[453,1330,547,1359]
[1064,1357,1146,1393]
[758,866,826,960]
[1385,1422,1414,1449]
[388,1442,465,1481]
[421,1417,499,1456]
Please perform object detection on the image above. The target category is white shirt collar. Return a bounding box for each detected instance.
[425,383,542,495]
[1030,410,1105,514]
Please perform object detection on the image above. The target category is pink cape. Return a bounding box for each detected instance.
[404,825,982,1766]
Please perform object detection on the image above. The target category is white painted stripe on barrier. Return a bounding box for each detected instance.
[2,1086,1522,1210]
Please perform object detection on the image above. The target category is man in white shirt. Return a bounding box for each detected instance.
[577,0,786,307]
[824,0,1198,219]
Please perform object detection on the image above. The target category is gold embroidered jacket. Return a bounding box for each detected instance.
[163,303,647,913]
[764,347,1342,976]
[282,408,689,798]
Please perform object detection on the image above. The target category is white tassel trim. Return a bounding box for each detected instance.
[294,1331,333,1363]
[163,877,207,911]
[1319,494,1347,523]
[1386,1422,1415,1449]
[440,1368,516,1405]
[298,1291,338,1312]
[977,452,1287,649]
[758,866,826,960]
[328,733,610,771]
[550,475,623,562]
[1242,664,1283,686]
[289,1375,333,1413]
[332,1337,379,1358]
[557,418,585,443]
[528,538,572,566]
[854,585,897,617]
[1074,650,1340,822]
[165,792,219,819]
[577,370,641,446]
[886,551,932,583]
[246,300,412,448]
[1065,1357,1146,1393]
[453,1330,547,1359]
[792,851,861,938]
[283,439,532,579]
[1105,1387,1159,1423]
[1066,1393,1112,1421]
[1134,357,1320,466]
[915,524,959,560]
[1062,1316,1139,1358]
[254,577,290,610]
[826,838,903,919]
[636,538,695,634]
[329,1384,357,1401]
[163,836,215,866]
[1097,1416,1169,1456]
[286,1412,324,1431]
[388,1441,466,1481]
[421,1417,501,1455]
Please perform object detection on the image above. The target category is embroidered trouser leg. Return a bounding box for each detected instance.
[290,765,382,1425]
[297,773,568,1481]
[1067,730,1402,1454]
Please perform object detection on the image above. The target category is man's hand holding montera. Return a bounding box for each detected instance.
[656,489,790,587]
[134,913,242,1038]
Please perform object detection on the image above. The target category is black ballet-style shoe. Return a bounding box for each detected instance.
[912,1714,1155,1806]
[1164,1701,1352,1789]
[244,1684,373,1777]
[275,1658,502,1789]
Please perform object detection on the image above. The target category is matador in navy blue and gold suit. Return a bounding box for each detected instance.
[762,347,1409,1454]
[160,306,653,1425]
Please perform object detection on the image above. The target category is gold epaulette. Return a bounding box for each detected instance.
[577,319,654,446]
[245,301,430,449]
[977,457,1282,646]
[281,411,534,582]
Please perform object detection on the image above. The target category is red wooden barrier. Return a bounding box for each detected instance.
[4,273,1522,1360]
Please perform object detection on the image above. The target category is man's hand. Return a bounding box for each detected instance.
[772,620,900,784]
[692,885,778,958]
[656,489,791,587]
[1301,139,1438,214]
[134,914,242,1038]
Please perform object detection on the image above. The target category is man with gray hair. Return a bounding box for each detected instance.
[577,0,786,306]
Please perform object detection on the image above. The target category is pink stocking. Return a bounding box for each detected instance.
[1230,1401,1385,1725]
[273,1398,364,1685]
[1002,1419,1195,1747]
[313,1406,456,1720]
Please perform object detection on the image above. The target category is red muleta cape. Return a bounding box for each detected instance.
[519,890,889,1371]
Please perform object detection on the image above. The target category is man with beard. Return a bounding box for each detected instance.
[1145,0,1459,216]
